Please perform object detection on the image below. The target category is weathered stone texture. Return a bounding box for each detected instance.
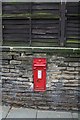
[1,51,80,111]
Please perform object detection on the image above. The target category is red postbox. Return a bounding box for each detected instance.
[33,58,46,92]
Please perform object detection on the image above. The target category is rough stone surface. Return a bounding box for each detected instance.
[1,51,80,111]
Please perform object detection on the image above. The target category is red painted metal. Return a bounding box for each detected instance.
[33,58,46,92]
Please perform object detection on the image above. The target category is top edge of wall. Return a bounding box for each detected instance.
[1,0,80,2]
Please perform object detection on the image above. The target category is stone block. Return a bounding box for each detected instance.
[2,60,9,65]
[10,60,21,65]
[2,53,12,60]
[1,68,9,73]
[10,69,19,73]
[76,67,80,71]
[69,62,79,67]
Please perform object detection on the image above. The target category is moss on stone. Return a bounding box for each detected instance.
[67,40,80,44]
[2,13,60,19]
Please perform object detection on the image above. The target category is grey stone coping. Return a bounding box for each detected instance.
[1,46,80,50]
[1,0,79,2]
[1,46,80,53]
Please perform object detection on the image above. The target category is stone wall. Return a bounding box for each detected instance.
[1,48,80,111]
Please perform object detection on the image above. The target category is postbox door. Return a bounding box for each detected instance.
[34,66,46,91]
